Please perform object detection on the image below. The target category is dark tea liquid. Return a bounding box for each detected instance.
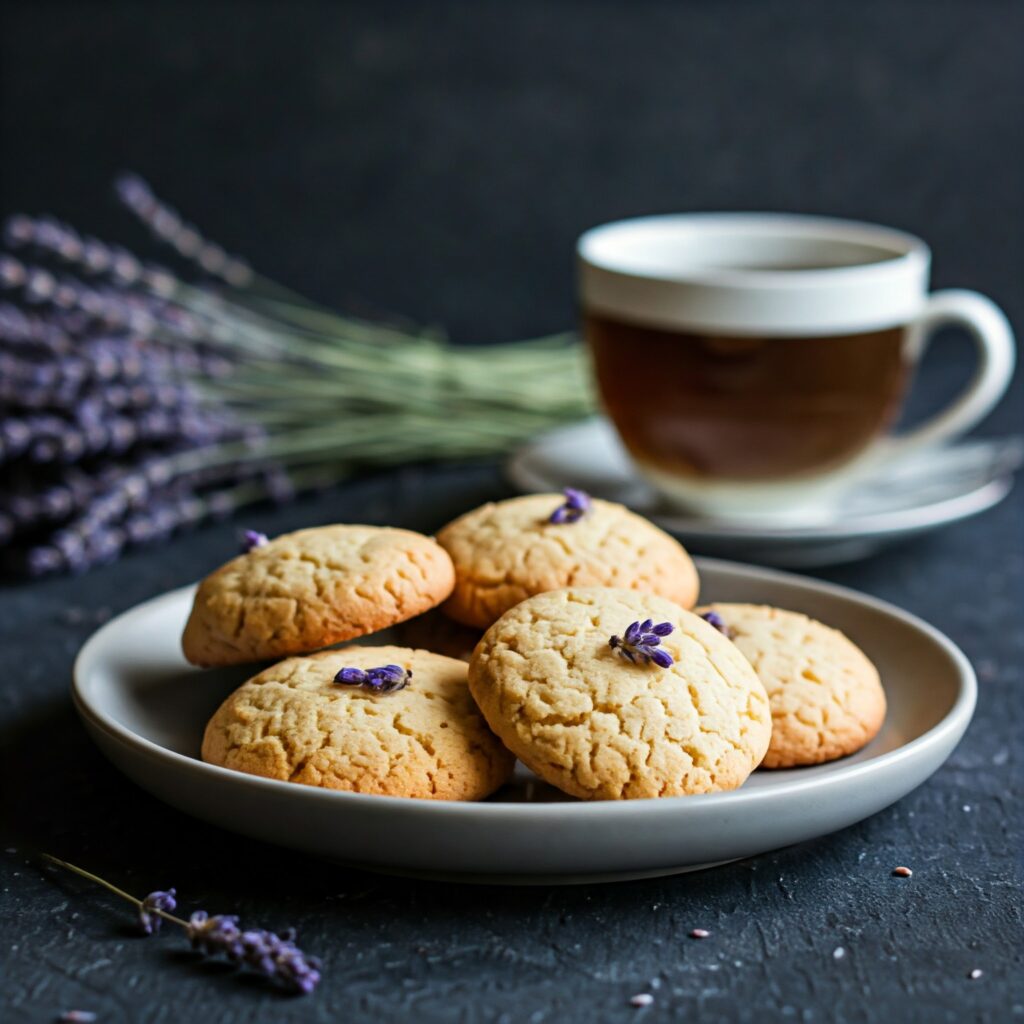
[586,314,910,481]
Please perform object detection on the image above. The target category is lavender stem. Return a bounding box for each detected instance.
[42,854,189,929]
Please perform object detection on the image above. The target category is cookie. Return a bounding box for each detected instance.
[468,587,771,800]
[696,603,886,768]
[436,493,699,629]
[182,525,455,667]
[394,608,483,663]
[202,645,515,800]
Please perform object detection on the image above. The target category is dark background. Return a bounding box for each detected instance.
[1,2,1021,1022]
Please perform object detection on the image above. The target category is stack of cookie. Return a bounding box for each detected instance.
[188,491,885,802]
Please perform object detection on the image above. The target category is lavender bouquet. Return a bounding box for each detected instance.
[0,176,594,577]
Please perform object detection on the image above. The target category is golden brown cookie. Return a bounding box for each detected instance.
[182,525,455,667]
[696,603,886,768]
[468,587,771,800]
[436,493,699,629]
[394,609,483,663]
[202,645,515,799]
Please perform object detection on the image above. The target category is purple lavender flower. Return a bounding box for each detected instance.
[24,266,57,303]
[242,529,269,551]
[238,928,322,994]
[187,911,245,958]
[609,619,675,668]
[700,610,733,638]
[0,302,71,353]
[0,253,27,287]
[3,213,34,246]
[549,487,591,524]
[114,172,253,287]
[335,664,411,693]
[272,942,322,995]
[42,855,324,996]
[188,912,321,994]
[0,254,154,331]
[5,211,183,299]
[139,888,177,935]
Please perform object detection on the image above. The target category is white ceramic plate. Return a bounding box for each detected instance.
[73,559,975,885]
[507,419,1020,567]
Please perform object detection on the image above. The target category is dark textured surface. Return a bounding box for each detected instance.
[1,2,1022,1022]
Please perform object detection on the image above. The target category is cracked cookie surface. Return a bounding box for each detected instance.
[182,525,455,667]
[468,588,771,800]
[436,494,699,629]
[697,603,886,768]
[202,645,515,799]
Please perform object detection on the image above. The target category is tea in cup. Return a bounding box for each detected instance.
[578,214,1015,519]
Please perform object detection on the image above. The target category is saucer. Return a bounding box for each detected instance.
[506,419,1020,567]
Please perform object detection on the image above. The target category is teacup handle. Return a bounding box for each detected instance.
[890,289,1015,455]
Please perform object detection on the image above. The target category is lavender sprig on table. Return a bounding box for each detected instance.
[139,888,177,935]
[0,174,594,578]
[609,619,675,668]
[42,854,321,994]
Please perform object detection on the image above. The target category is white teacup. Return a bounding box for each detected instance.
[578,213,1015,520]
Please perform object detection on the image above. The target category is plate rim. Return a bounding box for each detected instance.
[72,557,977,821]
[507,418,1015,540]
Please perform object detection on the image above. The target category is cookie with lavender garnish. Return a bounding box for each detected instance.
[202,646,514,799]
[436,492,699,629]
[182,525,455,667]
[468,588,770,800]
[696,603,886,768]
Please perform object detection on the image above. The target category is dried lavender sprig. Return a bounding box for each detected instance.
[0,415,272,540]
[139,888,177,935]
[114,173,254,288]
[0,337,206,404]
[700,610,733,638]
[609,619,675,668]
[41,854,186,928]
[41,446,239,531]
[115,173,490,348]
[4,228,264,360]
[12,464,308,577]
[0,301,73,353]
[0,465,99,527]
[0,253,152,331]
[0,251,221,346]
[0,438,280,547]
[41,855,321,994]
[4,213,178,297]
[0,407,233,468]
[112,175,580,364]
[242,529,269,551]
[335,664,411,692]
[186,913,321,994]
[549,487,591,524]
[0,380,201,419]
